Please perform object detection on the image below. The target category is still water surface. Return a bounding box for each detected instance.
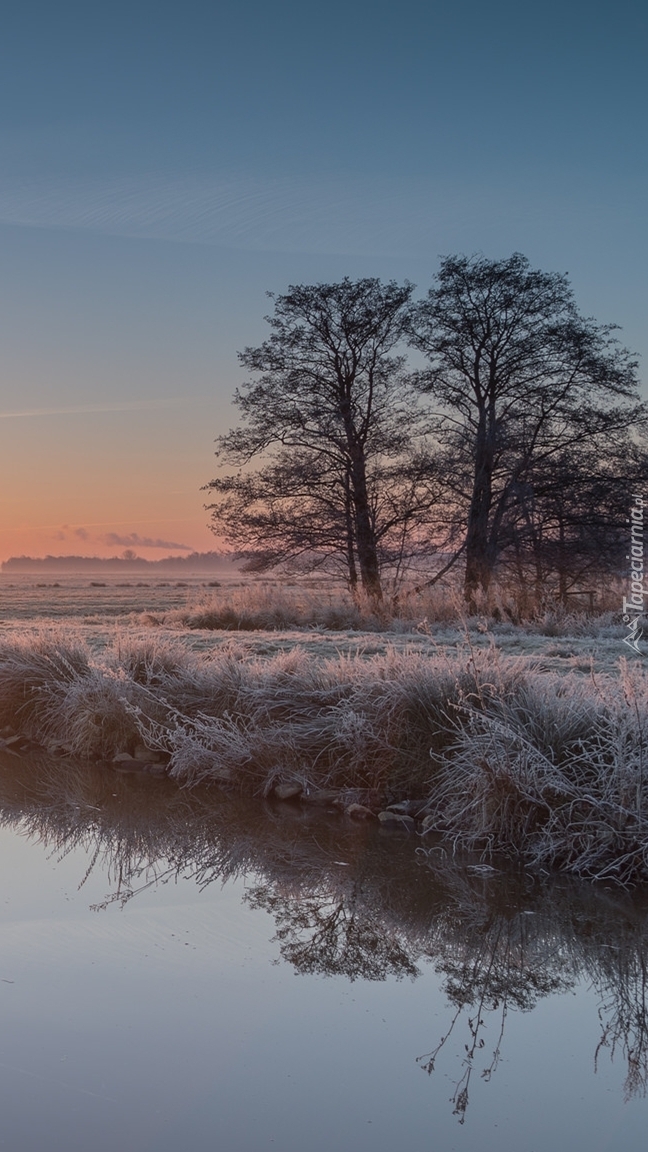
[1,751,647,1151]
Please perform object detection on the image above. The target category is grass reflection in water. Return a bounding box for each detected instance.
[1,749,648,1122]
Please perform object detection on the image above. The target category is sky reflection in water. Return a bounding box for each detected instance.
[0,750,647,1151]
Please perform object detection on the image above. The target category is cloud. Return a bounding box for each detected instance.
[0,399,182,420]
[0,171,503,259]
[74,527,89,540]
[102,532,193,551]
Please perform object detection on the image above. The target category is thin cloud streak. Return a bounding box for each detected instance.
[0,399,183,420]
[102,532,193,550]
[27,516,204,530]
[0,172,530,258]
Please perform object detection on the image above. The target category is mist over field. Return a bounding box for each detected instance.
[1,550,237,573]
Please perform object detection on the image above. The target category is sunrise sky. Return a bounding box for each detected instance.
[0,0,646,562]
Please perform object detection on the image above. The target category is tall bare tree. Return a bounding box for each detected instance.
[205,278,438,602]
[410,253,646,605]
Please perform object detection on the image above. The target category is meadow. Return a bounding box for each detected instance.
[1,571,645,885]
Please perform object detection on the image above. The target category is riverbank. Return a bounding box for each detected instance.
[0,631,647,884]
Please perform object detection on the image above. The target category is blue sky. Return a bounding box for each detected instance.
[0,0,645,559]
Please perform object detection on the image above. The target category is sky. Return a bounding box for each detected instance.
[0,0,646,561]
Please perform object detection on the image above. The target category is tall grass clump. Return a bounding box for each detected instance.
[157,582,384,632]
[0,633,176,760]
[423,659,648,884]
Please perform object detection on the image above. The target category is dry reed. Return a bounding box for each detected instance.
[138,576,626,635]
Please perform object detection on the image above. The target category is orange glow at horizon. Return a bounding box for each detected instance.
[0,400,228,563]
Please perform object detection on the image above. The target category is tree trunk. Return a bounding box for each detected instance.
[464,412,495,606]
[557,512,568,607]
[339,379,383,603]
[343,469,359,596]
[350,456,383,603]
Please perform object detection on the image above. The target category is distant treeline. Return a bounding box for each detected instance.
[1,552,237,574]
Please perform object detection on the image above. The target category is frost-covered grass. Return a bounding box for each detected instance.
[1,570,624,635]
[0,628,647,883]
[141,577,626,638]
[423,658,648,885]
[0,572,629,680]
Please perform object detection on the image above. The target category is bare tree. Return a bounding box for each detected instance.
[205,278,438,603]
[499,440,648,606]
[410,253,646,605]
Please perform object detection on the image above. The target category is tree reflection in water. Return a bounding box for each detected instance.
[246,885,420,981]
[2,749,648,1120]
[412,857,578,1120]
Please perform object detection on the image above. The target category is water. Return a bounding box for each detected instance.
[0,751,646,1150]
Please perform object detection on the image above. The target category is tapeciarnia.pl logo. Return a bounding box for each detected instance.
[622,494,646,655]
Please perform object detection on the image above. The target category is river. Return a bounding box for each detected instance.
[0,750,646,1150]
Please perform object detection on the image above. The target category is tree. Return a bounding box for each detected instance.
[499,440,648,606]
[205,277,438,603]
[410,253,646,605]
